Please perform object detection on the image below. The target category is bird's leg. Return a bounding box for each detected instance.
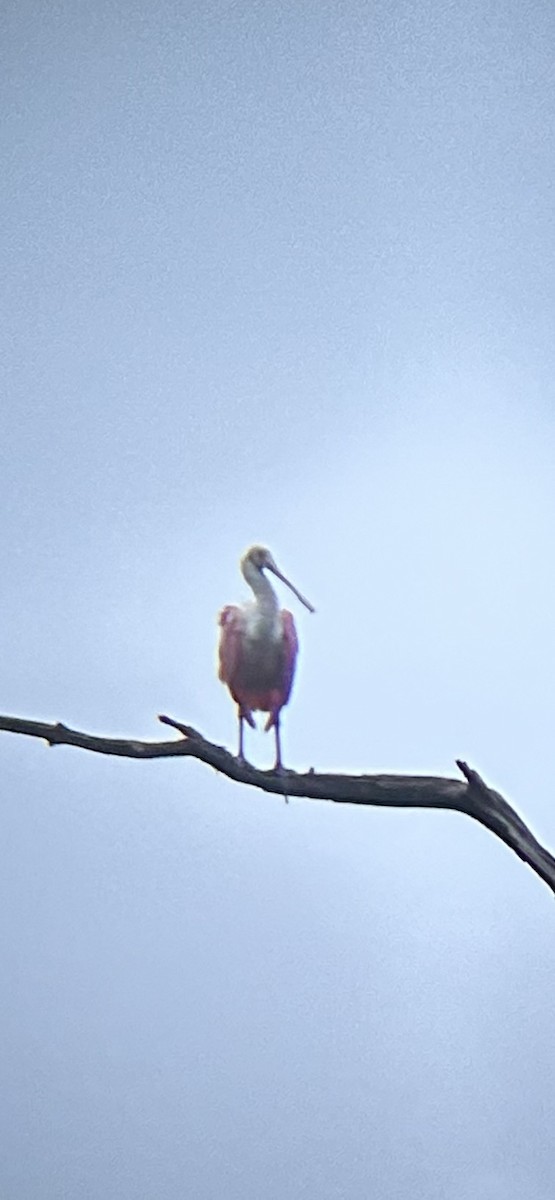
[237,712,245,761]
[273,716,282,771]
[273,720,289,803]
[237,708,256,761]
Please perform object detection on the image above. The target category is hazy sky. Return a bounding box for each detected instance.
[2,1,555,1197]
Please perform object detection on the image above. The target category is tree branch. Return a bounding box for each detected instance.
[1,712,554,897]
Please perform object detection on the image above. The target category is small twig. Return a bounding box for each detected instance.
[158,715,205,740]
[0,713,554,896]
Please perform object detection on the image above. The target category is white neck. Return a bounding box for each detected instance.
[242,560,279,613]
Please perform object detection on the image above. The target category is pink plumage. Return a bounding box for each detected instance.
[218,605,298,727]
[217,546,314,769]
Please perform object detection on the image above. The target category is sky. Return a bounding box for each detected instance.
[2,0,555,1196]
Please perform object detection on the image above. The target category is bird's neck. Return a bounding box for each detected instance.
[242,562,279,615]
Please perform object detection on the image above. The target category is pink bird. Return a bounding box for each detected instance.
[218,545,315,768]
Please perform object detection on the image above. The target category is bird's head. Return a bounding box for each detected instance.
[241,545,315,613]
[242,544,278,573]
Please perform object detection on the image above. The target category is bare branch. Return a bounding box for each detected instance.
[1,712,554,897]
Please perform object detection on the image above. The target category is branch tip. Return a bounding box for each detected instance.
[456,760,489,795]
[158,714,204,741]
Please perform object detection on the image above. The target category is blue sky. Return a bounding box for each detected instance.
[2,1,555,1197]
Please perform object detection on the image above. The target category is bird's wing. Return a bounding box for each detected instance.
[280,609,299,704]
[218,605,243,685]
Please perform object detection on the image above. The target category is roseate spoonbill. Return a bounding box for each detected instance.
[218,545,314,769]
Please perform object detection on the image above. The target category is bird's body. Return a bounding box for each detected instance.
[218,545,314,768]
[219,601,298,726]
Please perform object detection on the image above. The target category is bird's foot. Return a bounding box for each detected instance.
[273,761,290,804]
